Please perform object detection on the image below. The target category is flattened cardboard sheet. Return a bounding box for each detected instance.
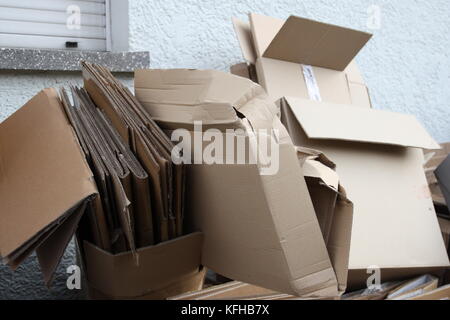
[0,88,97,285]
[284,97,440,150]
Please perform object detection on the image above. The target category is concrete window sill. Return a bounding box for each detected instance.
[0,48,150,72]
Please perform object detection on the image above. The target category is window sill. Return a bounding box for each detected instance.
[0,48,150,72]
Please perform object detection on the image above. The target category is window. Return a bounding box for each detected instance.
[0,0,129,52]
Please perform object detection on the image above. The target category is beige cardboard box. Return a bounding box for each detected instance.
[279,96,450,289]
[80,232,205,300]
[232,13,372,108]
[135,69,353,297]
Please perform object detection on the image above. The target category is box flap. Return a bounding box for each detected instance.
[84,232,203,298]
[135,69,278,131]
[284,97,440,150]
[232,18,257,64]
[0,89,97,268]
[250,13,372,71]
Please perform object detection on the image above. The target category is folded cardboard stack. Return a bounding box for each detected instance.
[0,63,205,300]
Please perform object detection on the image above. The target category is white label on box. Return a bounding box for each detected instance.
[302,65,322,102]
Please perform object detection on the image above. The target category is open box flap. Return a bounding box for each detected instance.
[250,13,372,71]
[83,232,203,298]
[284,97,440,150]
[0,89,97,282]
[135,69,278,130]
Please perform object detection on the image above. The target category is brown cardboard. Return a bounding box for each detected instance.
[233,14,372,107]
[253,15,372,71]
[408,284,450,300]
[82,62,185,243]
[135,69,353,297]
[83,232,204,300]
[169,281,278,300]
[0,88,98,285]
[387,275,439,300]
[280,96,450,288]
[230,63,258,83]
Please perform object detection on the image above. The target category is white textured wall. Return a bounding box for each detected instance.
[1,0,449,299]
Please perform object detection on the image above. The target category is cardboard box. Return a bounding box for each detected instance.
[232,14,372,108]
[134,69,353,297]
[279,96,450,289]
[80,232,205,300]
[0,86,205,299]
[409,284,450,300]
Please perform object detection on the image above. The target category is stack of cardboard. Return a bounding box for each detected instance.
[231,13,450,289]
[0,63,205,300]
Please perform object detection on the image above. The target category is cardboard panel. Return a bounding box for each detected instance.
[261,15,372,71]
[135,69,345,297]
[284,97,440,150]
[280,100,450,288]
[232,18,257,64]
[84,232,203,298]
[0,89,97,262]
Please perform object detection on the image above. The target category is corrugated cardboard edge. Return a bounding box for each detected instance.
[83,232,204,298]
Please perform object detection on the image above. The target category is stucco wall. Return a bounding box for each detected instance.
[1,0,449,299]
